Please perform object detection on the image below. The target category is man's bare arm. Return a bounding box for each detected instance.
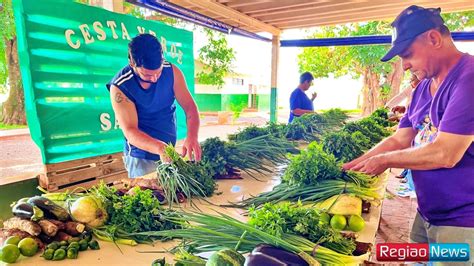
[109,85,167,157]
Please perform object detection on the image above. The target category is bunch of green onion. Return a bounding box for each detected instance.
[227,179,381,208]
[156,145,208,207]
[129,212,368,265]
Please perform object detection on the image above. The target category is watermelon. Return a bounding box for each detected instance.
[206,249,245,266]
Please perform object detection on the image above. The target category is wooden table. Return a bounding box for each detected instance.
[5,171,387,266]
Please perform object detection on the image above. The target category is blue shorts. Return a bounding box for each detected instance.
[123,155,157,178]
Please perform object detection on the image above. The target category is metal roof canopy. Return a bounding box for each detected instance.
[133,0,474,36]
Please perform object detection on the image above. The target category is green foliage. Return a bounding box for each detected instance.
[342,118,389,146]
[0,0,15,88]
[297,11,474,102]
[248,201,356,255]
[0,122,27,130]
[200,137,233,178]
[229,101,246,120]
[229,122,288,141]
[370,107,389,120]
[92,183,182,242]
[322,131,364,163]
[358,117,390,138]
[286,112,346,141]
[197,29,235,88]
[298,22,392,80]
[282,142,342,185]
[321,108,350,125]
[228,125,268,142]
[441,11,474,30]
[350,131,372,150]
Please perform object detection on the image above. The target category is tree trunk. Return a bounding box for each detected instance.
[360,61,403,116]
[361,69,381,116]
[384,60,404,105]
[1,37,26,125]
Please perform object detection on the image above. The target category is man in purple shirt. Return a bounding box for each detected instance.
[343,5,474,256]
[288,72,317,123]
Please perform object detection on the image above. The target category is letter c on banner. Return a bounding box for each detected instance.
[65,29,81,49]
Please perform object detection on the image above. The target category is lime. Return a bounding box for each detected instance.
[330,214,347,231]
[0,244,21,264]
[18,237,38,257]
[4,236,21,246]
[348,215,365,232]
[319,212,331,225]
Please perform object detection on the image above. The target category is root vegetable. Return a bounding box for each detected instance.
[53,231,72,242]
[65,222,85,236]
[3,217,42,236]
[47,219,66,230]
[38,220,59,237]
[0,228,45,249]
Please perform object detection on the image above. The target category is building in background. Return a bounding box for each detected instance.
[193,59,270,113]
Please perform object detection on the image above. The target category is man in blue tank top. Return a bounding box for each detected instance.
[288,72,317,123]
[107,34,201,178]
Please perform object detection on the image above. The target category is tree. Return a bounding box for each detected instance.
[298,11,474,115]
[0,0,25,124]
[196,28,235,89]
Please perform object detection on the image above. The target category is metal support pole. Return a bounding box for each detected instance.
[270,35,279,123]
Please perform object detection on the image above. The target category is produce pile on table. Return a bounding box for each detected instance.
[0,108,395,265]
[0,195,100,263]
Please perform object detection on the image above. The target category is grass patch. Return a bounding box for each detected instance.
[0,123,27,130]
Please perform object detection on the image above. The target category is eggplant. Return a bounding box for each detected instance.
[245,253,287,266]
[27,196,70,221]
[12,202,44,221]
[245,244,309,266]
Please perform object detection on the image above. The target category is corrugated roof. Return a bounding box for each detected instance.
[161,0,474,35]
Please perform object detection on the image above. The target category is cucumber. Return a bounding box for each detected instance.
[206,249,245,266]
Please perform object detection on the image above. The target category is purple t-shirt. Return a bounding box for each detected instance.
[399,54,474,227]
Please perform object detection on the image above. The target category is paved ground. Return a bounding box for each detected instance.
[0,113,271,181]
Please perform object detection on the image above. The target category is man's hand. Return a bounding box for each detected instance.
[349,155,387,175]
[311,92,318,101]
[391,106,406,114]
[181,137,202,161]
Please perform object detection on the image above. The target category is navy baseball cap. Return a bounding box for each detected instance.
[381,5,445,62]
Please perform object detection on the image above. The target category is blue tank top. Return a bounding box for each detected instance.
[107,61,176,160]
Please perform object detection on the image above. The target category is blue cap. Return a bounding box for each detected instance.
[381,5,445,62]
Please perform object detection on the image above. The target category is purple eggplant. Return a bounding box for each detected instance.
[245,244,309,266]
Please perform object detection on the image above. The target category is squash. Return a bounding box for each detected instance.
[206,248,245,266]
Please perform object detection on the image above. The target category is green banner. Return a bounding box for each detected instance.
[13,0,194,164]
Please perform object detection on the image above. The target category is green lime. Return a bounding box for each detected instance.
[330,214,347,231]
[18,237,38,257]
[319,212,331,225]
[348,215,365,232]
[0,244,21,263]
[4,236,21,246]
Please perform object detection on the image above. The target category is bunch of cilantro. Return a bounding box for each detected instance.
[93,184,182,242]
[248,202,356,255]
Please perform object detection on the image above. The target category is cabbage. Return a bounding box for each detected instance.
[70,196,108,228]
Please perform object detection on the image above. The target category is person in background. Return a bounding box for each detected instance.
[343,5,474,254]
[288,72,317,123]
[107,34,201,178]
[386,74,421,120]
